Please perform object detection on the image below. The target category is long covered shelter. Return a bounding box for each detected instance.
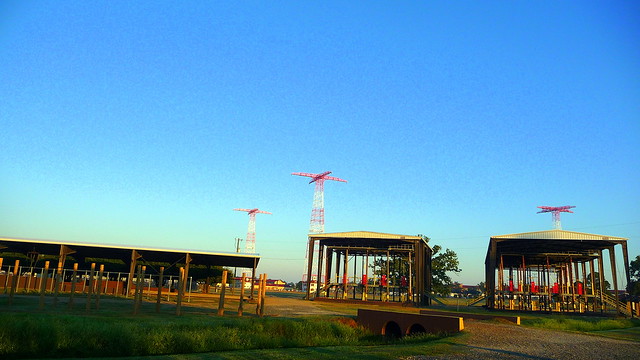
[305,231,432,305]
[485,229,630,315]
[0,236,260,300]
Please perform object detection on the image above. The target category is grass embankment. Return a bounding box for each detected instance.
[0,313,370,359]
[0,295,448,359]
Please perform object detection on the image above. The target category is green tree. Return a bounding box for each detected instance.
[586,272,611,291]
[431,245,462,296]
[626,255,640,297]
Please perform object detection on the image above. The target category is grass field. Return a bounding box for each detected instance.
[1,292,638,359]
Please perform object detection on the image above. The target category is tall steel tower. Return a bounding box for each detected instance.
[292,171,347,233]
[234,208,271,253]
[537,206,575,230]
[292,171,347,286]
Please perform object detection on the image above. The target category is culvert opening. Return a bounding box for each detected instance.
[408,323,426,335]
[383,321,402,338]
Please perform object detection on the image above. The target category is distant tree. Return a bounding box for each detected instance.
[586,272,611,291]
[626,255,640,298]
[477,281,486,294]
[630,256,640,281]
[431,245,462,296]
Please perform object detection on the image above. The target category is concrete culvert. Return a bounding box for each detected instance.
[383,321,402,338]
[408,323,426,335]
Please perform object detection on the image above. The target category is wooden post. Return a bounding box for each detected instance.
[95,265,104,310]
[176,267,184,316]
[385,250,390,302]
[609,247,619,315]
[597,250,605,312]
[256,274,263,315]
[218,270,228,316]
[8,260,19,305]
[305,237,314,300]
[156,266,164,313]
[260,273,267,317]
[343,249,349,299]
[68,263,78,309]
[86,263,95,312]
[238,275,245,317]
[38,261,50,309]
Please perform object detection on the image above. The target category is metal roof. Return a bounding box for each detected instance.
[309,231,423,240]
[0,236,260,269]
[491,229,628,241]
[309,231,430,254]
[486,229,628,267]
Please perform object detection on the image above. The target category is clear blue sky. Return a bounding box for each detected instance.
[1,1,639,285]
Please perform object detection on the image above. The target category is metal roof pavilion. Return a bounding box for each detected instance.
[0,236,260,269]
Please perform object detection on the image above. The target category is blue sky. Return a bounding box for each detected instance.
[1,1,639,285]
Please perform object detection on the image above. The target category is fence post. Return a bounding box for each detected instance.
[260,274,267,317]
[39,261,50,309]
[96,264,104,310]
[8,260,20,305]
[218,270,228,316]
[238,275,245,317]
[86,263,95,312]
[69,263,78,309]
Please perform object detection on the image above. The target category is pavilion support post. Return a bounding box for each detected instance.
[316,242,324,298]
[485,240,497,310]
[251,258,257,300]
[499,255,505,310]
[407,250,413,302]
[334,251,341,299]
[546,257,552,312]
[343,249,349,299]
[568,257,576,311]
[305,237,314,300]
[588,260,595,311]
[621,242,631,289]
[609,247,620,315]
[385,250,390,302]
[326,248,333,297]
[156,267,164,313]
[176,267,184,316]
[352,252,357,299]
[182,254,192,296]
[127,250,141,297]
[365,251,370,301]
[581,261,587,311]
[597,250,605,312]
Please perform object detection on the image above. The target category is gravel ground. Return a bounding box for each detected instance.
[406,319,640,360]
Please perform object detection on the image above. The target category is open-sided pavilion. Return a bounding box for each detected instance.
[0,236,260,300]
[485,229,630,315]
[305,231,432,305]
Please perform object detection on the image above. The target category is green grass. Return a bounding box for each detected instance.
[0,295,451,359]
[0,312,377,359]
[522,316,640,332]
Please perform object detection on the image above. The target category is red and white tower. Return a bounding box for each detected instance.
[234,208,271,253]
[292,171,347,233]
[292,171,347,285]
[537,205,575,230]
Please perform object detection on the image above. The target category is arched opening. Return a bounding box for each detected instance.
[407,323,426,335]
[383,321,402,338]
